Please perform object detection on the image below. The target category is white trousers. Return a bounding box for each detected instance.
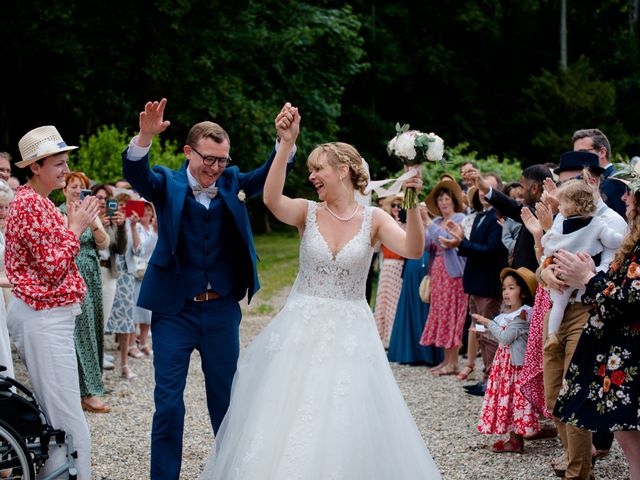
[7,298,91,480]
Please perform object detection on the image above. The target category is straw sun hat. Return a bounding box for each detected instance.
[16,126,78,168]
[500,267,538,299]
[425,178,465,216]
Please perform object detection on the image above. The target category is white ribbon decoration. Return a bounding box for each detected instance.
[354,160,420,206]
[365,166,420,199]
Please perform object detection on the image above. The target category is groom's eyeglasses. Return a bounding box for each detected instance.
[190,146,232,167]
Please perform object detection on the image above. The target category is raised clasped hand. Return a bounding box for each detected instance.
[275,102,300,144]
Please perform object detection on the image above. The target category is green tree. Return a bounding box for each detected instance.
[73,125,183,185]
[519,57,626,163]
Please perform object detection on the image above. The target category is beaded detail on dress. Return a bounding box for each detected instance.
[292,201,373,301]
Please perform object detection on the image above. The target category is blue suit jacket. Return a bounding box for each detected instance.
[123,148,283,315]
[457,208,507,297]
[601,164,627,219]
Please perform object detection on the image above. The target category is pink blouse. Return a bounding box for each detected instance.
[5,185,86,310]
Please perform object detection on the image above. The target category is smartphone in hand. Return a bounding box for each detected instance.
[80,189,93,201]
[124,200,146,217]
[106,199,118,217]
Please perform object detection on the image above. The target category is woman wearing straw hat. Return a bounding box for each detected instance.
[419,177,468,376]
[5,125,100,480]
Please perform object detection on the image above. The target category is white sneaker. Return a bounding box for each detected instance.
[104,353,115,362]
[103,359,115,370]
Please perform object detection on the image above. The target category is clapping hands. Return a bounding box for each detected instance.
[439,219,464,249]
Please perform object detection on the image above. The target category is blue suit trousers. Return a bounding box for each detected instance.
[149,297,241,480]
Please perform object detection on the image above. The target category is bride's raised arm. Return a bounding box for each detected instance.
[263,103,307,229]
[373,174,425,260]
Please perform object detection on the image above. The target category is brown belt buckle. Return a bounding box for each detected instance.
[193,290,219,302]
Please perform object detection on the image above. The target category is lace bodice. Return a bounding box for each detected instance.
[292,201,374,301]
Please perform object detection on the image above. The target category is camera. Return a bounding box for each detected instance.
[79,189,93,201]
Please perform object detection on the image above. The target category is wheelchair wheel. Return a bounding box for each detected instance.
[0,419,35,479]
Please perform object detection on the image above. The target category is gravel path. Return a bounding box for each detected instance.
[11,288,630,479]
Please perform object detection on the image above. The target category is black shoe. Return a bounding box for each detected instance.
[465,384,486,396]
[463,382,483,391]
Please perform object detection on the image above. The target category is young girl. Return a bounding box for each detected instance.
[541,178,623,346]
[474,267,539,453]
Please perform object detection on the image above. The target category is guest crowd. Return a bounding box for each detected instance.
[0,124,638,480]
[372,128,639,480]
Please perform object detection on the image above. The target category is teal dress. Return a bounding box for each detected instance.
[60,203,105,397]
[387,251,443,365]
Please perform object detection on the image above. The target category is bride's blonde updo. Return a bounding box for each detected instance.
[307,142,369,195]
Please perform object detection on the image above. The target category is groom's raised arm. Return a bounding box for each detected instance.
[123,99,172,202]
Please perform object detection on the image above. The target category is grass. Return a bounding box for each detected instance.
[253,229,301,302]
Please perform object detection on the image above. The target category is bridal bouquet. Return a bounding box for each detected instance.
[387,123,445,209]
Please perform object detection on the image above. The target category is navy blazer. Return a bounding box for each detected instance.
[457,208,508,297]
[600,164,627,219]
[123,148,283,315]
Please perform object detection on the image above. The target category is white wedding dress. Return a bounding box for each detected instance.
[200,201,441,479]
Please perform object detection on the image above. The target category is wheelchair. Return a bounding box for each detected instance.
[0,365,78,479]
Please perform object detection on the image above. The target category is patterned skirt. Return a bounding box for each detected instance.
[419,256,468,349]
[478,344,539,436]
[519,286,553,418]
[373,258,404,347]
[105,255,136,334]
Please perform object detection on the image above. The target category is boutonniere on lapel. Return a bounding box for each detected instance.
[237,190,246,203]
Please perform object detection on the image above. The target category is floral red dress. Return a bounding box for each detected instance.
[519,285,553,418]
[419,251,467,349]
[5,185,85,310]
[478,307,540,436]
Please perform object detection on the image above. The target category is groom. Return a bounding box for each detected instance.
[123,99,296,479]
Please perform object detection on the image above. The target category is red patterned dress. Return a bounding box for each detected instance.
[419,251,467,349]
[478,306,540,436]
[520,285,553,418]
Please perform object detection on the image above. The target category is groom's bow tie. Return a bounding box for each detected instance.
[192,184,218,199]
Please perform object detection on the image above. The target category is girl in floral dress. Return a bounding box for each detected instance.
[474,267,539,453]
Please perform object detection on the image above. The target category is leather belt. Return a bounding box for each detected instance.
[99,259,111,268]
[193,290,221,302]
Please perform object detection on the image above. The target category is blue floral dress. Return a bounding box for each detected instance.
[554,241,640,431]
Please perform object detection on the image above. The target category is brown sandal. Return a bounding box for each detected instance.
[432,364,458,376]
[456,364,474,380]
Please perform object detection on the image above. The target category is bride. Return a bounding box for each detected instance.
[200,105,441,479]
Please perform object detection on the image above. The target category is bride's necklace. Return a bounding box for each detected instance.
[324,202,360,222]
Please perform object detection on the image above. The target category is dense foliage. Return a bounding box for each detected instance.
[1,0,639,203]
